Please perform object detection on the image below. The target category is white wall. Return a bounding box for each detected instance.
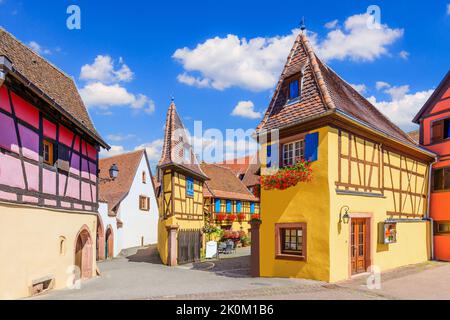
[116,155,159,249]
[98,202,121,257]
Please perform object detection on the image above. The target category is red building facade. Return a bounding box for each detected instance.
[413,71,450,261]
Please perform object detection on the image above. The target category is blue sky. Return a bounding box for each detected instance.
[1,0,449,167]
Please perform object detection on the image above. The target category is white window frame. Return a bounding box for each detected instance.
[282,139,305,166]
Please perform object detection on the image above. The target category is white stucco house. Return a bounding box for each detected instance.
[96,149,159,260]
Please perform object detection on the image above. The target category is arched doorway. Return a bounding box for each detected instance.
[96,215,105,261]
[105,226,114,259]
[74,226,93,279]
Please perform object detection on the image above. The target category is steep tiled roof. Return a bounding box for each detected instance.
[200,163,258,202]
[0,28,107,147]
[99,150,145,215]
[408,130,420,144]
[257,32,414,145]
[158,101,208,180]
[242,155,260,187]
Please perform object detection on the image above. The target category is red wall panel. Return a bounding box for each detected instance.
[0,86,11,112]
[11,91,39,128]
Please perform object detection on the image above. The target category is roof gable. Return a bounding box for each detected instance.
[158,101,208,180]
[0,28,107,147]
[200,163,257,201]
[413,71,450,123]
[257,32,413,145]
[99,150,145,214]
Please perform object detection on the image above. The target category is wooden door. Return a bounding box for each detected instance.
[351,218,368,275]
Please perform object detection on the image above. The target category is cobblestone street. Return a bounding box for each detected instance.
[34,247,450,300]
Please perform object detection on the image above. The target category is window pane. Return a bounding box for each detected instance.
[289,80,299,100]
[445,120,450,139]
[444,168,450,190]
[434,169,444,191]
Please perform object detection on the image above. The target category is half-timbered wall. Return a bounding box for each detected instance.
[0,85,99,212]
[335,129,428,218]
[205,198,260,222]
[173,172,203,221]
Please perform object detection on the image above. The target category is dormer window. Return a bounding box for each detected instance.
[289,79,300,100]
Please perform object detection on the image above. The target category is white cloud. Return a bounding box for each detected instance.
[80,55,133,83]
[368,85,434,131]
[376,81,391,90]
[135,139,164,163]
[231,100,262,119]
[100,145,126,158]
[399,50,409,59]
[106,133,136,142]
[174,12,404,92]
[177,73,210,88]
[447,4,450,15]
[350,83,367,94]
[325,19,338,29]
[310,13,404,62]
[80,82,136,107]
[173,31,299,91]
[28,41,52,55]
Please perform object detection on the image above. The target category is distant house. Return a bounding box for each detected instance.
[98,149,158,259]
[217,154,261,198]
[201,163,260,234]
[413,71,450,262]
[0,28,109,299]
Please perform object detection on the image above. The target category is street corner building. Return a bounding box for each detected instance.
[156,101,209,266]
[0,28,109,298]
[252,30,436,282]
[200,162,260,237]
[97,149,159,260]
[413,71,450,262]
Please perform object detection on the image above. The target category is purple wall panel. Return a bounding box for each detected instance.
[66,177,80,199]
[0,153,25,189]
[42,169,56,195]
[19,124,39,161]
[92,184,97,202]
[61,201,71,208]
[44,199,57,206]
[89,161,97,182]
[22,195,38,204]
[81,158,89,179]
[58,173,67,196]
[0,113,19,153]
[70,153,80,175]
[25,162,39,191]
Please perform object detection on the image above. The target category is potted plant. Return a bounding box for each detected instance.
[238,213,246,222]
[227,214,237,222]
[261,158,312,191]
[216,213,227,222]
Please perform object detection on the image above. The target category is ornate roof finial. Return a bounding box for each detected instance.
[300,17,306,33]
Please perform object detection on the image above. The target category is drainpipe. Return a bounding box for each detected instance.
[426,160,437,260]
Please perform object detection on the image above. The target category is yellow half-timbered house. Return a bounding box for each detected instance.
[254,30,436,282]
[156,101,208,265]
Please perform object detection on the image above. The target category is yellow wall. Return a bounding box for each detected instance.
[0,202,96,299]
[157,168,205,265]
[259,127,331,281]
[327,127,430,282]
[259,126,431,282]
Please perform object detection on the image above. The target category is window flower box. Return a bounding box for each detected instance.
[261,159,312,191]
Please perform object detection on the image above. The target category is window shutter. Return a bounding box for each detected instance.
[250,202,255,214]
[432,120,444,143]
[266,144,272,168]
[304,132,319,162]
[236,201,242,213]
[226,200,232,213]
[215,199,221,212]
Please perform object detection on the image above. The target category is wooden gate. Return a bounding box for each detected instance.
[177,229,201,265]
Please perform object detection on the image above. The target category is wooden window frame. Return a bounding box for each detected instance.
[275,223,307,261]
[186,177,194,198]
[435,221,450,235]
[43,139,54,165]
[142,171,147,184]
[432,167,450,192]
[282,139,305,167]
[139,195,150,211]
[431,118,450,144]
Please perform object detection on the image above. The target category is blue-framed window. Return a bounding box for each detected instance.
[250,202,255,214]
[215,199,221,213]
[289,79,300,100]
[186,177,194,197]
[226,200,232,213]
[236,201,242,213]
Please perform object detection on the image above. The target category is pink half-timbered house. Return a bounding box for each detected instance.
[0,28,109,299]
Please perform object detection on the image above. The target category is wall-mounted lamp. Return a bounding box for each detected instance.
[109,163,119,180]
[339,205,350,224]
